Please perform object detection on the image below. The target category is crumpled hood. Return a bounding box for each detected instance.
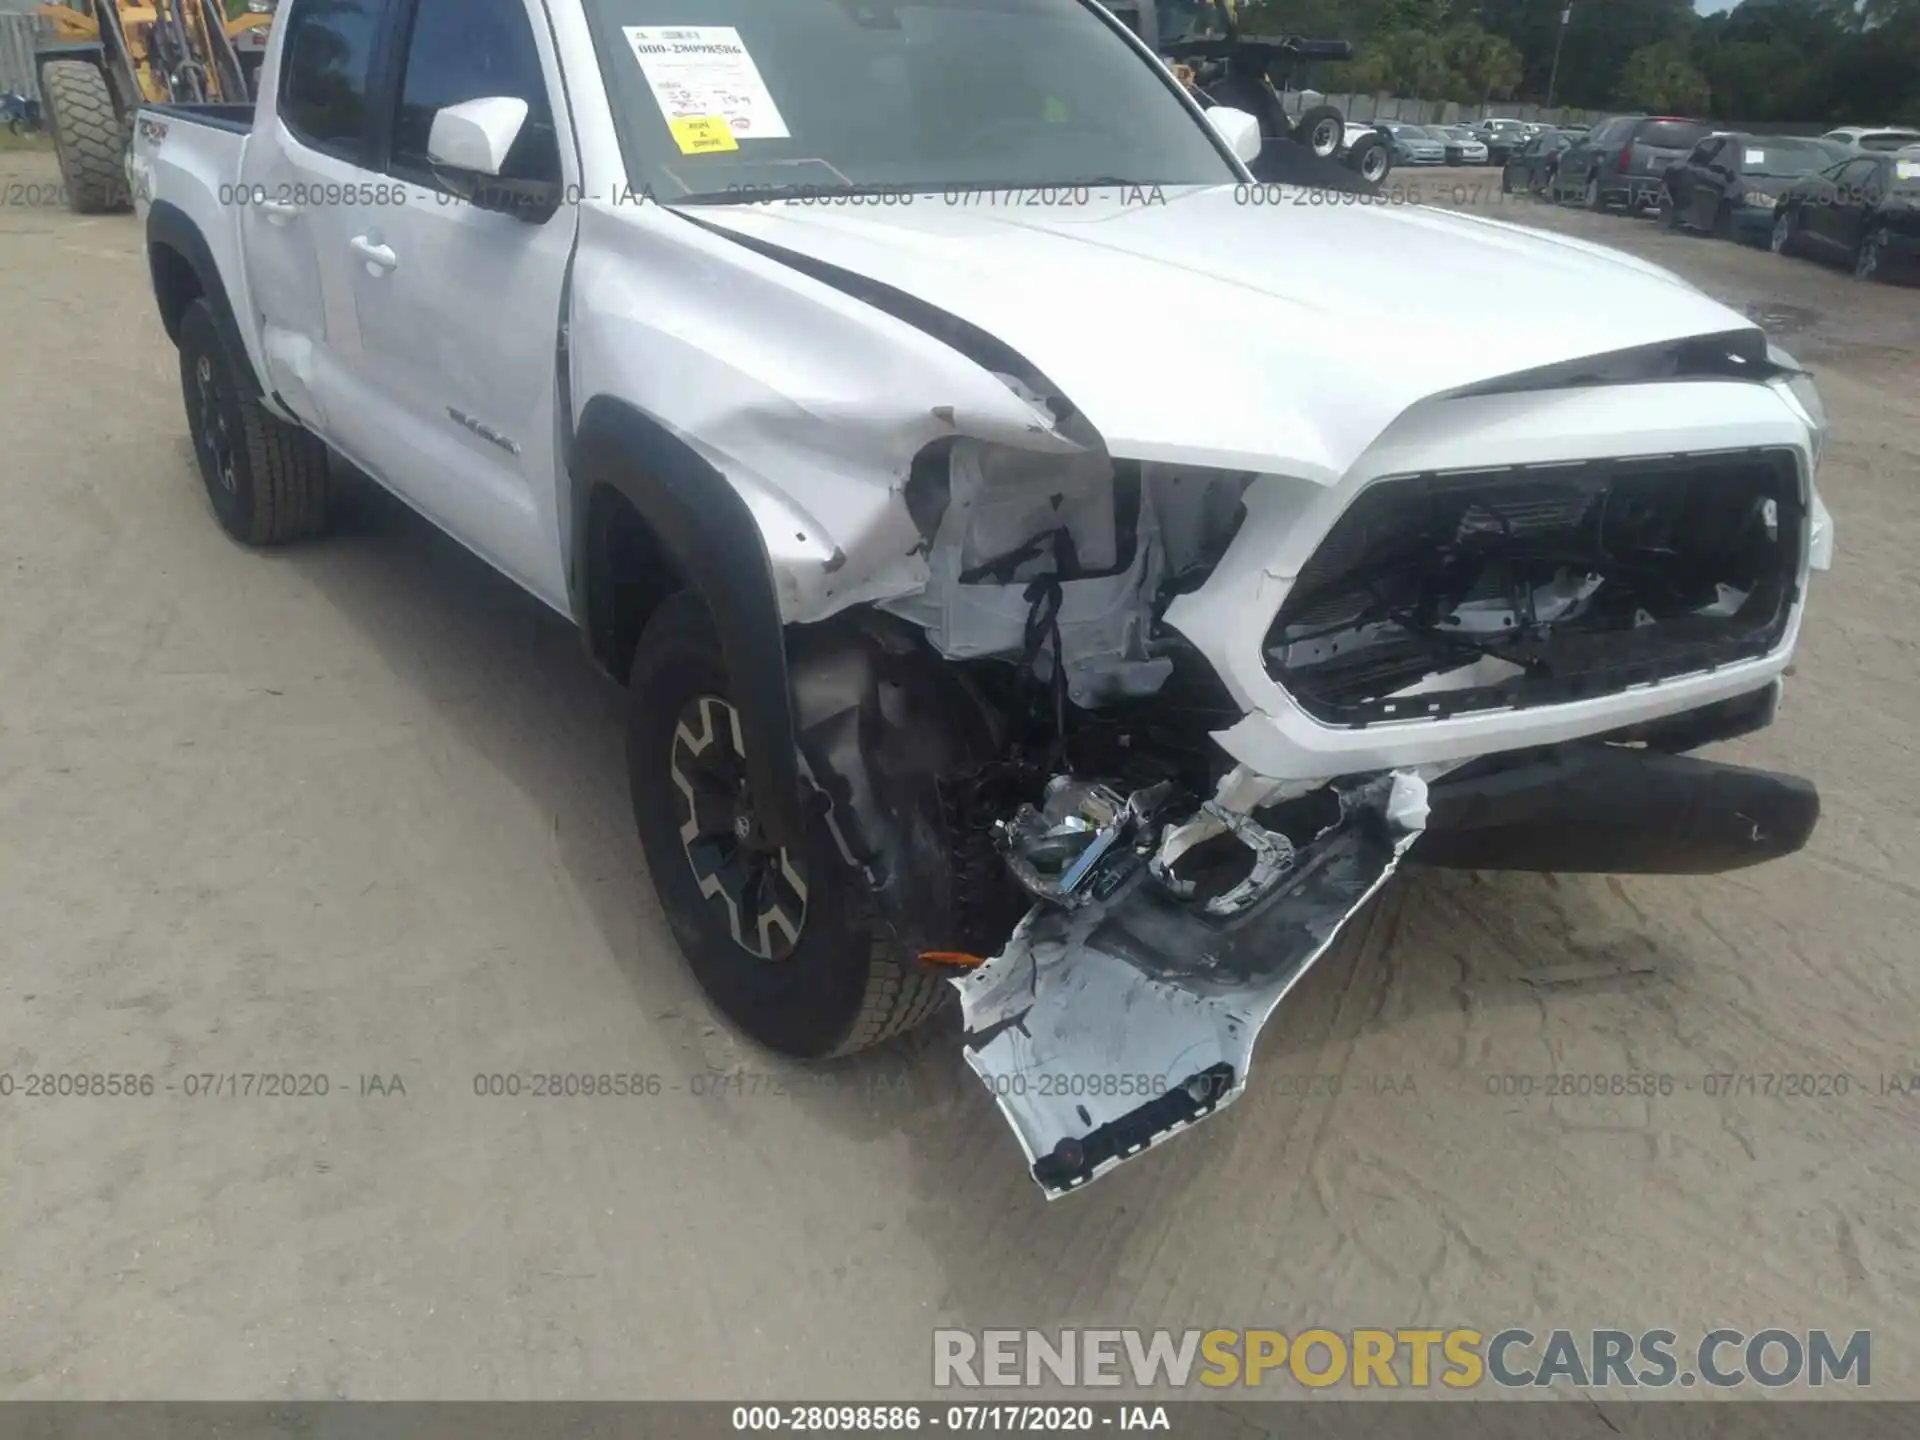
[689,185,1760,479]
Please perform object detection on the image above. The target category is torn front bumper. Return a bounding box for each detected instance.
[949,771,1429,1199]
[946,734,1819,1199]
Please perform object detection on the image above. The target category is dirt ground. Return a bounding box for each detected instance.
[2,149,1917,1402]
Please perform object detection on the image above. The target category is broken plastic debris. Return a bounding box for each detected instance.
[997,778,1172,909]
[953,767,1429,1198]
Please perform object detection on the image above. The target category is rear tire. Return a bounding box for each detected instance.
[626,592,949,1060]
[177,299,330,544]
[40,60,128,215]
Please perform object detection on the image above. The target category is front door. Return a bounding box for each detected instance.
[331,0,579,608]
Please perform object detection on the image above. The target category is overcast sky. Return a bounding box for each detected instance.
[1695,0,1740,11]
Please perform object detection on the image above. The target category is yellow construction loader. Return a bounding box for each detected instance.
[34,0,266,214]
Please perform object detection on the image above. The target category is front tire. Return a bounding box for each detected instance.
[177,299,329,544]
[40,60,128,215]
[626,593,949,1059]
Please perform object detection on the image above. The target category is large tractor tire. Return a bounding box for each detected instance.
[41,59,130,215]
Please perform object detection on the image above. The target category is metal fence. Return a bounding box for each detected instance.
[1,11,45,102]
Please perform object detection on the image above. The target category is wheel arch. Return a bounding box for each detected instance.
[569,395,805,851]
[146,200,260,397]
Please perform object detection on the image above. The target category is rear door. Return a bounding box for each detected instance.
[1810,158,1879,253]
[330,0,579,608]
[1557,118,1615,198]
[237,0,389,433]
[1834,156,1889,252]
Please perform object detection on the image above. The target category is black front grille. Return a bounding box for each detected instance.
[1266,450,1805,727]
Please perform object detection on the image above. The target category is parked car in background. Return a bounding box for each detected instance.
[1433,125,1489,165]
[1553,114,1715,212]
[1659,134,1845,243]
[1502,127,1575,194]
[1817,125,1920,155]
[1376,120,1447,166]
[1471,116,1534,165]
[1772,152,1920,281]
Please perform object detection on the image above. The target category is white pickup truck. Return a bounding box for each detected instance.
[132,0,1834,1197]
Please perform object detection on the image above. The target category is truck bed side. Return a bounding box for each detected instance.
[131,102,274,402]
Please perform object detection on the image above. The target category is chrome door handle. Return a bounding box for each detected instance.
[259,198,298,224]
[350,235,398,274]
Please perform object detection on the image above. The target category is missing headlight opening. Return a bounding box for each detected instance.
[1266,450,1805,727]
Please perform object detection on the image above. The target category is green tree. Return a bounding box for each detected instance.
[1443,24,1525,103]
[1618,38,1711,112]
[1350,28,1456,94]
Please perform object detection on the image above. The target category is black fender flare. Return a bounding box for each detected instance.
[146,198,261,397]
[570,395,804,851]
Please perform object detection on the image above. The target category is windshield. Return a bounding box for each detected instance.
[1738,139,1839,178]
[1861,131,1920,152]
[578,0,1238,202]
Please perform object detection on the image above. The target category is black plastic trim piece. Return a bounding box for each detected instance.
[1031,1063,1236,1196]
[571,396,804,851]
[145,200,259,395]
[1416,741,1819,875]
[141,101,254,133]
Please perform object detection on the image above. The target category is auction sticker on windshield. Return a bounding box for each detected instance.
[623,26,790,144]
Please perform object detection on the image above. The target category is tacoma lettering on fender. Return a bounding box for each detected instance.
[135,0,1833,1197]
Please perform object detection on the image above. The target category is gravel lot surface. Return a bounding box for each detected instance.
[2,150,1916,1401]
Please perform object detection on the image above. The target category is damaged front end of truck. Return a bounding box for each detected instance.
[774,359,1823,1198]
[575,196,1832,1197]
